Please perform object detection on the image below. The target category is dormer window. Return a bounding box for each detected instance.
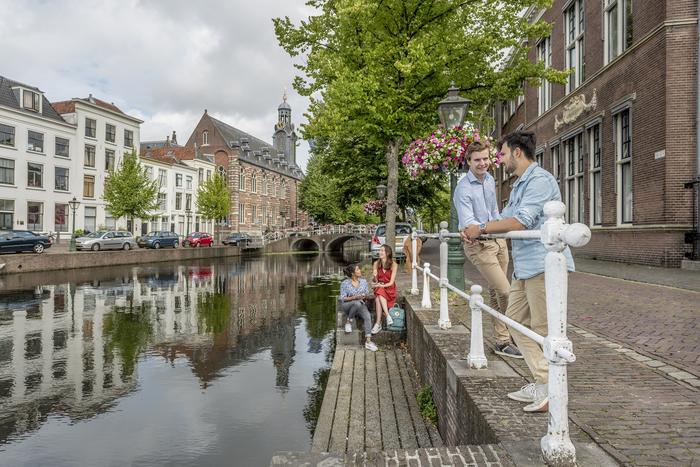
[202,130,209,145]
[23,90,40,112]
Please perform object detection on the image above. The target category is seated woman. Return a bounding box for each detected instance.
[371,244,398,334]
[339,263,378,352]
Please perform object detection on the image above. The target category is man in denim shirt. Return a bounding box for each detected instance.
[462,131,574,413]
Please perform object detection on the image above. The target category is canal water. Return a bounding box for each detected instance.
[0,252,359,466]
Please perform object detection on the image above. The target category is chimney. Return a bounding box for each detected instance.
[171,131,177,145]
[166,135,170,146]
[88,93,95,103]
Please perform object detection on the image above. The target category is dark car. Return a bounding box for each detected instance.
[137,231,180,249]
[182,232,213,247]
[222,232,252,246]
[0,230,53,254]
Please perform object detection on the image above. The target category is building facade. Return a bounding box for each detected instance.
[183,97,308,235]
[494,0,698,267]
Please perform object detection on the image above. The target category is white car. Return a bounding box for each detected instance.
[370,223,412,260]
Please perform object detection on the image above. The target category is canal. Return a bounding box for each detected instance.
[0,252,359,466]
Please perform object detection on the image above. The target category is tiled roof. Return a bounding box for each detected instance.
[141,140,181,151]
[141,147,195,168]
[52,96,126,116]
[0,75,66,123]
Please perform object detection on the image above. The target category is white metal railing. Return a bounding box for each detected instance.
[410,201,590,467]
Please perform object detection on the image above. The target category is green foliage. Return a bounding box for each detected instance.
[103,151,159,225]
[72,229,85,238]
[196,173,230,222]
[416,184,451,232]
[416,385,438,425]
[197,292,231,334]
[103,302,154,377]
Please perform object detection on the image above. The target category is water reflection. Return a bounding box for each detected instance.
[0,251,359,466]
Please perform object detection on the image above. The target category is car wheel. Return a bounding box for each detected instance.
[33,243,44,254]
[209,241,213,247]
[184,240,190,247]
[154,242,161,249]
[194,242,199,247]
[173,241,178,249]
[123,243,131,251]
[92,243,101,252]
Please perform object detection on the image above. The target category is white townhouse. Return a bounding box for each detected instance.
[53,95,142,233]
[0,76,80,234]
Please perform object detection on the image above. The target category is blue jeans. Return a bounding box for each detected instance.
[340,300,371,335]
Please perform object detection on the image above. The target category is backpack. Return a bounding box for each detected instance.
[386,305,406,331]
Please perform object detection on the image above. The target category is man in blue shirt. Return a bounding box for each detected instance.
[454,140,522,359]
[462,131,574,413]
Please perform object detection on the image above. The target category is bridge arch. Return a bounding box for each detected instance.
[325,234,363,253]
[290,238,321,252]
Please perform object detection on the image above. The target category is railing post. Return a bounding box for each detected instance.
[438,221,451,329]
[540,201,577,467]
[467,285,488,369]
[411,231,419,295]
[422,263,432,309]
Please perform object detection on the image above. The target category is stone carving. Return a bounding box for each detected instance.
[554,89,597,133]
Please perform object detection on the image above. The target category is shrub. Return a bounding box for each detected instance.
[416,385,438,425]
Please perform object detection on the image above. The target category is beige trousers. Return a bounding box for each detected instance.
[506,273,548,384]
[463,239,512,344]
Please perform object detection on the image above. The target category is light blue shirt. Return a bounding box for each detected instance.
[453,170,501,230]
[339,278,369,301]
[502,162,575,280]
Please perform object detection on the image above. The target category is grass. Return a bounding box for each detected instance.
[416,385,438,425]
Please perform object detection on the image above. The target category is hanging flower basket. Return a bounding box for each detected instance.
[402,123,500,179]
[363,199,386,215]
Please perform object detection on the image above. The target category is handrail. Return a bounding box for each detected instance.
[410,200,590,467]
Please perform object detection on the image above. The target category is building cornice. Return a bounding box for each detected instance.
[0,104,75,129]
[73,100,143,124]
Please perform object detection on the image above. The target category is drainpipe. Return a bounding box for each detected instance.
[695,22,700,259]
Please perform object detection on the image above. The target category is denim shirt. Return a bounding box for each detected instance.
[454,170,501,230]
[502,163,575,280]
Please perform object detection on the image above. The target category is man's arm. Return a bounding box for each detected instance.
[453,181,476,230]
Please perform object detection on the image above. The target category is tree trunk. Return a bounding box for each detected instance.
[384,138,402,257]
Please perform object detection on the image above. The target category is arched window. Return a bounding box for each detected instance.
[217,165,226,179]
[239,170,245,191]
[202,130,209,145]
[262,176,268,195]
[280,181,287,199]
[252,174,257,193]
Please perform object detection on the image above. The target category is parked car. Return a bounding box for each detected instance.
[222,232,252,246]
[76,231,136,251]
[182,232,213,247]
[0,230,53,254]
[137,231,180,249]
[370,223,412,260]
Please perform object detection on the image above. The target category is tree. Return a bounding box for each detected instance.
[103,151,159,234]
[275,0,566,247]
[196,173,230,243]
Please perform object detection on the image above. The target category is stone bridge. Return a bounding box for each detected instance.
[265,232,370,253]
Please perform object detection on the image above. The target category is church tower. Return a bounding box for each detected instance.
[272,92,298,167]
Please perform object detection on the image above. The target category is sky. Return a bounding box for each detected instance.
[0,0,315,170]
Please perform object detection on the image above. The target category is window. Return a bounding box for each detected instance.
[262,177,268,195]
[615,109,632,223]
[551,145,560,180]
[28,130,44,152]
[206,170,211,180]
[252,205,257,224]
[55,167,69,191]
[280,182,286,199]
[27,162,43,188]
[0,124,15,147]
[124,129,134,148]
[252,175,257,193]
[588,124,602,225]
[565,0,585,93]
[202,130,209,145]
[84,206,96,232]
[55,137,70,157]
[23,90,40,112]
[55,203,68,232]
[145,166,154,179]
[535,151,544,167]
[537,37,552,115]
[0,158,15,185]
[104,149,115,171]
[106,123,116,143]
[198,168,204,183]
[84,145,96,167]
[176,173,182,187]
[564,133,584,223]
[158,193,167,211]
[175,193,182,210]
[85,118,96,138]
[186,175,192,189]
[185,193,192,210]
[239,203,245,223]
[27,202,43,230]
[83,175,95,198]
[105,213,116,230]
[239,171,245,191]
[158,169,167,187]
[0,199,14,229]
[604,0,632,64]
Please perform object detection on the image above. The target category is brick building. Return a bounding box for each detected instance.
[494,0,698,267]
[183,96,307,235]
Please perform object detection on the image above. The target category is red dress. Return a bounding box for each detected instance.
[374,263,397,309]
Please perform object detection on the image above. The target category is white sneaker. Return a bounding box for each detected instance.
[507,383,536,403]
[386,314,394,326]
[523,385,548,413]
[371,323,381,334]
[365,341,378,352]
[344,322,352,333]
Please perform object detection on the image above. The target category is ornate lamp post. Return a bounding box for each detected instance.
[437,84,471,291]
[185,208,192,235]
[68,197,80,252]
[376,183,387,223]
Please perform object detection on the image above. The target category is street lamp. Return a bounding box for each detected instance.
[68,197,80,252]
[437,84,471,291]
[185,208,192,235]
[376,183,387,223]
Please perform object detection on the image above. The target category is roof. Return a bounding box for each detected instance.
[141,148,195,168]
[0,76,66,123]
[141,140,182,151]
[52,95,142,122]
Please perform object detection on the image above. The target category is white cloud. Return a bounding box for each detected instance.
[0,0,313,169]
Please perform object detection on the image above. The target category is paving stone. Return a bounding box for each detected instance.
[668,371,696,380]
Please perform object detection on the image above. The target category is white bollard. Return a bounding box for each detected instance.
[438,221,451,329]
[467,285,488,369]
[411,231,419,295]
[422,263,432,309]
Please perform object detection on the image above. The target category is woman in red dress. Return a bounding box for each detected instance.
[371,244,398,334]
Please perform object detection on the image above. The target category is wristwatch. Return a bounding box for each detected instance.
[479,223,487,234]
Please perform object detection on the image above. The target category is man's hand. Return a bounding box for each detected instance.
[462,224,482,244]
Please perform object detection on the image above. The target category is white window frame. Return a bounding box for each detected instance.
[588,124,602,226]
[614,108,633,224]
[158,169,167,187]
[551,145,560,180]
[252,174,257,193]
[0,199,15,230]
[239,171,245,191]
[239,203,245,223]
[83,174,95,198]
[202,130,209,145]
[565,0,585,93]
[27,162,43,189]
[537,36,552,115]
[55,166,70,192]
[564,133,584,223]
[604,0,630,64]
